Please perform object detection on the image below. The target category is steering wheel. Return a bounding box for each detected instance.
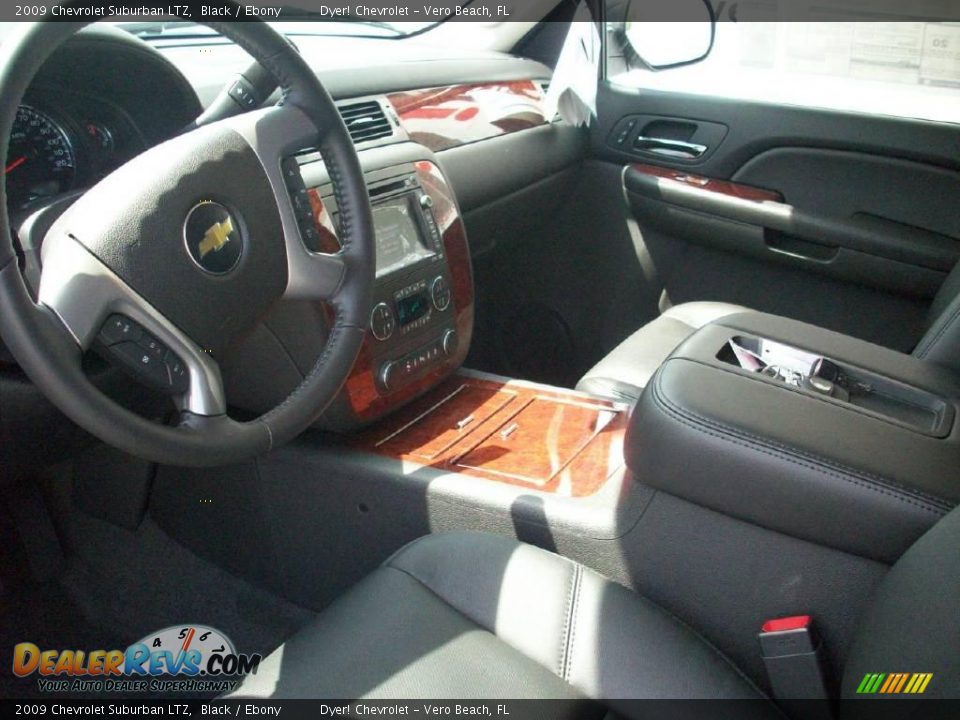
[0,19,375,466]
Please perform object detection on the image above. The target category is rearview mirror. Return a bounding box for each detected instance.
[623,0,716,70]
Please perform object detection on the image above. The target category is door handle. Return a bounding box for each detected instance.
[634,136,707,159]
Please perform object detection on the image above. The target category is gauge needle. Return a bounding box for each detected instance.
[4,156,26,174]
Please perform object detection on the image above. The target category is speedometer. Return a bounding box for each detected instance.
[4,105,76,209]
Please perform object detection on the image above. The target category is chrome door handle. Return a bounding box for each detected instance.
[634,136,707,158]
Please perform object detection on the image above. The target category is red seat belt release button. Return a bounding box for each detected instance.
[759,615,830,706]
[762,615,813,634]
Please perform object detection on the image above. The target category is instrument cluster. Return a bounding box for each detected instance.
[5,90,145,214]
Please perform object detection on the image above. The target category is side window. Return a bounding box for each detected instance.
[607,21,960,124]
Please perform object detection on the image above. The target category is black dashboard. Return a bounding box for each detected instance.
[1,21,580,473]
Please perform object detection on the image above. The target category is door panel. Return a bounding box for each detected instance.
[592,84,960,351]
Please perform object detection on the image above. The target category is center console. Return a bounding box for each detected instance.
[224,143,475,431]
[303,159,470,426]
[346,369,631,498]
[325,156,473,429]
[626,311,960,563]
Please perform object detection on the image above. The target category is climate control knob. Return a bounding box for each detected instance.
[442,329,458,357]
[370,302,395,341]
[378,361,398,392]
[431,276,451,311]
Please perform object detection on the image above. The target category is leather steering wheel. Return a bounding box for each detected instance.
[0,19,375,466]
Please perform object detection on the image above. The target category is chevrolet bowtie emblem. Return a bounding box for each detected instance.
[198,217,234,259]
[184,201,243,275]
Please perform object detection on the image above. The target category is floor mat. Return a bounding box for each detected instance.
[1,486,315,699]
[59,512,316,659]
[0,582,124,699]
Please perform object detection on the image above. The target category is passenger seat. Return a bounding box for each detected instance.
[577,263,960,403]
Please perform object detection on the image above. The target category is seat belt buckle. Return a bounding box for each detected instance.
[759,615,831,709]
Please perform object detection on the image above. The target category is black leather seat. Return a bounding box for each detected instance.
[228,508,960,708]
[228,532,770,705]
[577,263,960,403]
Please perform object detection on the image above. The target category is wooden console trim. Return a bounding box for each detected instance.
[348,374,628,497]
[387,81,548,152]
[340,160,475,421]
[630,163,784,203]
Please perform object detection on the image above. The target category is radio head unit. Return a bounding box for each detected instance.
[372,193,436,276]
[283,157,472,431]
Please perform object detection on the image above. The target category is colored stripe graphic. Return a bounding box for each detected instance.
[879,674,897,693]
[857,672,932,694]
[858,673,886,694]
[906,673,933,694]
[904,674,920,693]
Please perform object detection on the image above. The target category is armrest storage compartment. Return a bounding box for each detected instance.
[627,312,960,563]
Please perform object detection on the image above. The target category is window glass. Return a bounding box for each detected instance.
[609,22,960,123]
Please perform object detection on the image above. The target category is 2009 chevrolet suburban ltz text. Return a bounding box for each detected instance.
[0,1,958,717]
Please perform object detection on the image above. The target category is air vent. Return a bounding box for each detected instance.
[338,100,394,144]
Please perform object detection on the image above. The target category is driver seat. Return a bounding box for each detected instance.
[228,509,960,709]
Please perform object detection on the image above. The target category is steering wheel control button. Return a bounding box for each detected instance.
[99,314,143,345]
[164,350,189,395]
[97,316,186,395]
[281,157,325,251]
[228,77,258,109]
[431,275,451,311]
[183,201,243,275]
[110,341,172,392]
[299,222,323,252]
[281,157,303,186]
[370,302,396,341]
[136,333,167,359]
[291,188,311,217]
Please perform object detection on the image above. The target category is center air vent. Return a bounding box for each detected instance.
[338,100,394,144]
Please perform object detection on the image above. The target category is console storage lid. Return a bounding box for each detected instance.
[626,312,960,563]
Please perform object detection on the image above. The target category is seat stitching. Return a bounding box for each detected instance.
[385,546,771,701]
[557,563,582,680]
[382,564,497,633]
[915,297,960,359]
[651,378,950,515]
[563,565,584,683]
[654,368,953,508]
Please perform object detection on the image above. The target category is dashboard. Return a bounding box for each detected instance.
[1,22,576,467]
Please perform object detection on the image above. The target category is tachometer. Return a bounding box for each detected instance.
[4,105,76,209]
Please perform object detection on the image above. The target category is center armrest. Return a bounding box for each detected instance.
[626,311,960,563]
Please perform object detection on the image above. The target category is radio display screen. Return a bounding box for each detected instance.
[373,195,433,275]
[396,291,431,327]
